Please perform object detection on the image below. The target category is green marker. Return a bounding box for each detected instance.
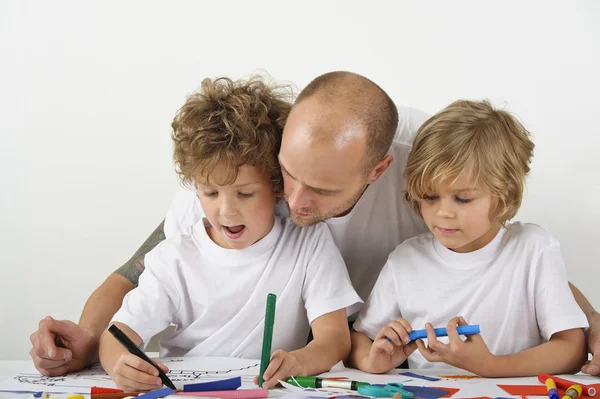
[259,293,276,388]
[286,376,370,390]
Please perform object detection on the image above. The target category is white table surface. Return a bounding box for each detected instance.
[1,360,599,399]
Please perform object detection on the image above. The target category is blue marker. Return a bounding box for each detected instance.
[386,324,480,343]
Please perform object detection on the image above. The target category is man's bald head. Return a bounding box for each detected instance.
[293,71,399,171]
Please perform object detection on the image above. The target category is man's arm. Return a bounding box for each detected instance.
[30,220,166,376]
[570,282,600,375]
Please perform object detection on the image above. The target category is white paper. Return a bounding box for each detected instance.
[0,356,260,394]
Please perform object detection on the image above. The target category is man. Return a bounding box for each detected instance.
[30,72,600,376]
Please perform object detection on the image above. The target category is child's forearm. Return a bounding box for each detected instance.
[290,330,350,376]
[480,329,586,377]
[99,322,142,373]
[348,331,375,371]
[289,311,351,377]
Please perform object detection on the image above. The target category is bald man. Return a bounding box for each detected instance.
[30,72,600,376]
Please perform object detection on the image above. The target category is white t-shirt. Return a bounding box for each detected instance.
[113,216,362,358]
[353,222,589,370]
[163,106,430,302]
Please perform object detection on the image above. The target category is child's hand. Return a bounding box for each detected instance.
[253,349,304,389]
[416,316,494,375]
[364,318,418,373]
[108,352,169,392]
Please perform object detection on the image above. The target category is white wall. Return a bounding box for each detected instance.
[1,0,599,359]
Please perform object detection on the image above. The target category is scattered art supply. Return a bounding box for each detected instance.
[538,375,597,397]
[136,388,176,399]
[498,384,600,399]
[358,383,414,398]
[563,385,583,399]
[402,386,450,399]
[399,372,441,382]
[176,389,268,399]
[94,389,122,395]
[91,393,143,399]
[67,396,85,399]
[258,293,276,388]
[545,377,559,399]
[409,325,481,341]
[109,324,177,390]
[287,376,370,390]
[183,377,241,392]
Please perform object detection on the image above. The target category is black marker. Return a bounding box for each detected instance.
[108,324,176,390]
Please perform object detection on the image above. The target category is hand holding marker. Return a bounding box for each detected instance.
[386,325,481,344]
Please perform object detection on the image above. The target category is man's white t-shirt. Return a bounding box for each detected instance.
[353,222,589,370]
[163,106,430,302]
[113,216,362,358]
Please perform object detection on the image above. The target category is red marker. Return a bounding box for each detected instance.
[538,374,596,397]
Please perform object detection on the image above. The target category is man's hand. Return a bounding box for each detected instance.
[29,316,97,376]
[416,317,494,376]
[582,312,600,375]
[253,349,305,389]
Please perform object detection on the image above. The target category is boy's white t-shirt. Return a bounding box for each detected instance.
[113,216,362,358]
[353,222,589,370]
[163,106,430,302]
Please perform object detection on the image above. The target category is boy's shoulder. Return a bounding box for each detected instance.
[503,222,560,250]
[278,217,332,242]
[145,228,199,271]
[388,231,436,260]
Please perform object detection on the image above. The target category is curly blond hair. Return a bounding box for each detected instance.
[405,100,535,224]
[172,76,293,195]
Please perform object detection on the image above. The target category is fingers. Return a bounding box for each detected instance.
[375,319,412,346]
[38,317,59,359]
[262,350,285,385]
[581,356,600,376]
[424,322,446,353]
[114,354,163,391]
[389,319,412,345]
[30,318,74,376]
[379,325,402,346]
[154,360,169,374]
[446,317,461,346]
[44,317,82,341]
[403,340,418,357]
[262,350,301,389]
[372,338,396,355]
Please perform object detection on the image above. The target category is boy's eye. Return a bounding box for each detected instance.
[423,194,439,201]
[238,192,254,198]
[455,196,473,204]
[203,191,218,197]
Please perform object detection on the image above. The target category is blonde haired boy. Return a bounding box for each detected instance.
[350,100,588,377]
[99,76,361,391]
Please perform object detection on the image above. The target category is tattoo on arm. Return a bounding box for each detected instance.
[114,220,166,286]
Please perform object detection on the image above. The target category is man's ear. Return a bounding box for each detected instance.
[366,154,393,184]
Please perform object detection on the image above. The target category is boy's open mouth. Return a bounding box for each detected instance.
[223,224,246,238]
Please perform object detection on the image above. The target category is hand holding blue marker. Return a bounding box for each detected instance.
[386,324,480,344]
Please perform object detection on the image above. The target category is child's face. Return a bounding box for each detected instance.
[196,164,276,250]
[419,174,501,253]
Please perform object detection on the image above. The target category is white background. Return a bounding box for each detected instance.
[1,1,598,359]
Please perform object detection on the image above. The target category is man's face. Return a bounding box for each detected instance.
[278,98,371,226]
